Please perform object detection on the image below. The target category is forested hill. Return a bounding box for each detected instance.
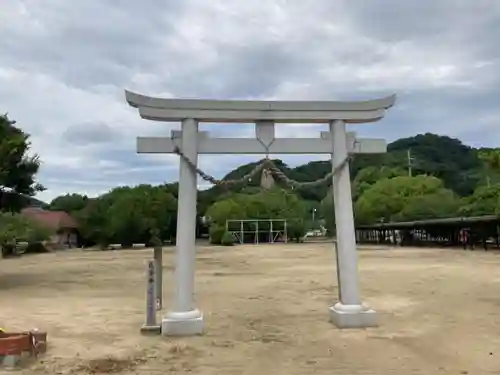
[198,133,496,211]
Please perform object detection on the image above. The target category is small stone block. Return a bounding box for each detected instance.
[140,325,161,335]
[161,316,204,337]
[329,307,378,329]
[35,342,47,354]
[30,331,48,355]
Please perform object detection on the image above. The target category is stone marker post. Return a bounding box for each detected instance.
[140,260,160,334]
[154,246,163,310]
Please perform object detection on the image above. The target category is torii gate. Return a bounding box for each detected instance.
[126,90,396,336]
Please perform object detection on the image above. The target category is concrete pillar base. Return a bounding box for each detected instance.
[329,302,378,329]
[140,325,161,335]
[161,309,204,336]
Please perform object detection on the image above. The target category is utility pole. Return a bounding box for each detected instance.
[407,149,414,177]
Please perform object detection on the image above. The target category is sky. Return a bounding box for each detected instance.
[1,0,500,202]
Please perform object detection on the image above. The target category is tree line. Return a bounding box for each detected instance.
[2,112,500,252]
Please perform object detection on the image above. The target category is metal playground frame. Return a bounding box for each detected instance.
[225,218,288,244]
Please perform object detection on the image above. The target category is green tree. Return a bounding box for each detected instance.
[477,149,500,187]
[354,175,459,224]
[393,190,461,222]
[0,114,45,211]
[352,166,406,201]
[478,149,500,172]
[0,212,52,257]
[205,197,245,227]
[77,185,177,247]
[76,197,113,247]
[49,193,89,213]
[458,184,500,217]
[320,166,406,234]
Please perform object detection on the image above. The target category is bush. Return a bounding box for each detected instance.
[0,212,52,256]
[25,242,49,254]
[209,225,226,245]
[1,244,16,257]
[287,219,307,243]
[221,231,234,246]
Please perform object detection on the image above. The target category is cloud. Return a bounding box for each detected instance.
[62,122,120,145]
[1,0,499,202]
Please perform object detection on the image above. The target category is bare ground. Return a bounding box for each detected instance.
[1,244,500,374]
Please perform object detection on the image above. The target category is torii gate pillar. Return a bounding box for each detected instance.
[126,90,396,335]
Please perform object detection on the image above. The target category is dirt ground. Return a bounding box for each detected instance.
[1,244,500,374]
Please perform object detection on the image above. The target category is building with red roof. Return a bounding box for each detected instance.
[21,207,79,248]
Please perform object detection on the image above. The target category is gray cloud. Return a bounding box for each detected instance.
[0,0,499,201]
[343,1,500,46]
[0,1,184,88]
[62,122,120,144]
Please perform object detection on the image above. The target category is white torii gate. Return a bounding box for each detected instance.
[126,90,396,336]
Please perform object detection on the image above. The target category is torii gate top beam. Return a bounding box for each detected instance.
[125,90,396,124]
